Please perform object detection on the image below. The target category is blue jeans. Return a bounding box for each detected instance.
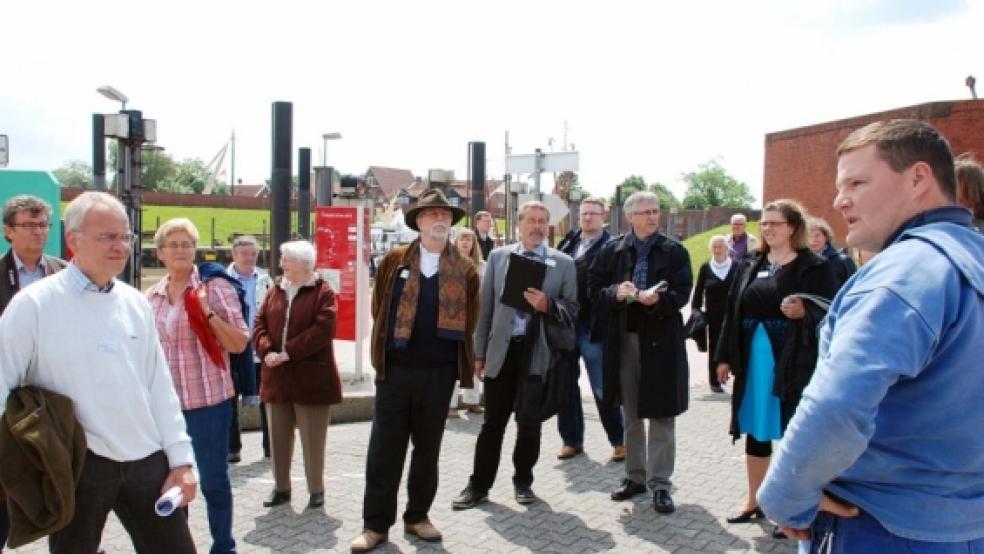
[184,399,236,554]
[804,510,984,553]
[556,325,624,448]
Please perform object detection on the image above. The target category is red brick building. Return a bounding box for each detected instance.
[763,99,984,244]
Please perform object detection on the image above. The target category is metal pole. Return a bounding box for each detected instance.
[533,148,542,196]
[230,130,236,196]
[298,147,312,239]
[92,114,106,190]
[270,102,293,277]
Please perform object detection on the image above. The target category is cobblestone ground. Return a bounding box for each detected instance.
[10,383,796,553]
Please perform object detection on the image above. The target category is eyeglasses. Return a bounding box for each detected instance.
[9,222,51,230]
[74,230,138,245]
[760,221,788,228]
[631,209,660,217]
[162,241,196,250]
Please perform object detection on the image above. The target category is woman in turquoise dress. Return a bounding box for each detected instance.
[713,199,836,535]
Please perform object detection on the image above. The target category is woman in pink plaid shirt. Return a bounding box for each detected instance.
[147,218,249,554]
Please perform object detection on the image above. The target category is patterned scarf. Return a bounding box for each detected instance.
[392,240,470,347]
[630,231,660,289]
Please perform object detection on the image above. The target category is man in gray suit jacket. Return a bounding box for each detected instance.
[453,200,578,509]
[0,195,67,312]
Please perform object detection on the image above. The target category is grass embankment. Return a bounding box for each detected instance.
[682,222,760,277]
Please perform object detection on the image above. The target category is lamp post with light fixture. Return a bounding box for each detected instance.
[96,85,157,287]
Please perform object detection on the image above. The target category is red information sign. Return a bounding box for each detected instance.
[315,206,370,341]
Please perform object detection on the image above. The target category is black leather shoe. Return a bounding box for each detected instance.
[514,485,538,505]
[726,506,765,523]
[654,490,675,513]
[452,485,488,510]
[771,525,788,539]
[307,492,324,509]
[227,451,241,463]
[263,489,291,507]
[610,479,647,501]
[710,384,725,393]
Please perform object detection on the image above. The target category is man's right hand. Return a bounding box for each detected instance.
[716,363,731,385]
[616,281,638,302]
[161,465,197,507]
[474,360,485,382]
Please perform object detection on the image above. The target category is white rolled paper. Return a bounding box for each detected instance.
[155,486,184,517]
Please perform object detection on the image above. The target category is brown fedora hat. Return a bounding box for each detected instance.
[404,188,465,231]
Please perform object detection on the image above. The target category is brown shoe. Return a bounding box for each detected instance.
[465,404,485,414]
[405,518,443,541]
[448,409,461,419]
[611,445,627,461]
[557,445,583,459]
[350,529,388,552]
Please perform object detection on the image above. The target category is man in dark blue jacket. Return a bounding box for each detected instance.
[554,198,624,462]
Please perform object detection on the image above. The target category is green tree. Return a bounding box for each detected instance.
[52,160,92,187]
[142,150,179,192]
[681,160,754,209]
[174,158,210,194]
[609,175,680,209]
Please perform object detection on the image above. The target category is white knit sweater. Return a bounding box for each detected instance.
[0,267,194,468]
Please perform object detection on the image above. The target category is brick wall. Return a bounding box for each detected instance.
[764,99,984,245]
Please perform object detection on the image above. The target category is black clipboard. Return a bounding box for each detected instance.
[501,252,547,311]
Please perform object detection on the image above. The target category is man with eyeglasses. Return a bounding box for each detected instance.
[0,192,197,553]
[0,195,67,311]
[0,195,68,548]
[554,197,625,462]
[588,191,692,514]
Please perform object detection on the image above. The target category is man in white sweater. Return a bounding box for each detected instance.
[0,192,198,553]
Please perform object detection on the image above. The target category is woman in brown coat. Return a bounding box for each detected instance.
[254,240,342,510]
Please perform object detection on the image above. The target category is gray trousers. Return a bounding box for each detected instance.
[619,332,675,492]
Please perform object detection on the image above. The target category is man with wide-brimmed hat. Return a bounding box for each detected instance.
[351,189,481,552]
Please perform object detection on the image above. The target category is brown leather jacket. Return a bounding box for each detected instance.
[371,242,480,385]
[254,276,342,405]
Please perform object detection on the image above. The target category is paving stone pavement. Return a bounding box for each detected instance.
[9,382,796,553]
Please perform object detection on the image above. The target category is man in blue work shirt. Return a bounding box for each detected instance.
[758,119,984,550]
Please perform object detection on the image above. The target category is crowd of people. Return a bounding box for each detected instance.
[0,118,982,553]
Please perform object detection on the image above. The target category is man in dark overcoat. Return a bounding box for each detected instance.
[588,191,692,514]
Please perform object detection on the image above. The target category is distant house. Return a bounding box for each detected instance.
[366,166,416,206]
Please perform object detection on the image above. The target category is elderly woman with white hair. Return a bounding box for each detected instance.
[253,240,342,510]
[147,217,249,554]
[690,235,738,393]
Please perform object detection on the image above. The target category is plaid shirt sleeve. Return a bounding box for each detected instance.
[209,279,248,333]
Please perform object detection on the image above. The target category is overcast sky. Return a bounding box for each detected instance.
[2,0,980,205]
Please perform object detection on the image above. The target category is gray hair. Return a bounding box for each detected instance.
[3,195,53,227]
[623,191,659,215]
[517,200,550,222]
[154,218,200,249]
[232,235,259,250]
[708,234,728,249]
[730,213,748,224]
[64,191,128,232]
[280,240,316,271]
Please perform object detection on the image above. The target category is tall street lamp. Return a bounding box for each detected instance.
[322,132,342,166]
[97,85,128,110]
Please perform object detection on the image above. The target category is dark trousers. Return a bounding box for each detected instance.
[184,400,236,553]
[0,501,8,550]
[229,366,242,454]
[253,362,270,457]
[707,317,723,387]
[469,339,542,492]
[363,363,456,533]
[48,450,195,554]
[557,325,624,447]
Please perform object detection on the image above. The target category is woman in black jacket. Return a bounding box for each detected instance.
[690,235,738,393]
[807,217,857,290]
[714,200,836,534]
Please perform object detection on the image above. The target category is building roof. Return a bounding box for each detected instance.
[232,183,268,197]
[367,166,416,199]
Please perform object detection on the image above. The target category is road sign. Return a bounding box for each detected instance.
[506,151,578,174]
[518,192,568,226]
[0,135,8,167]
